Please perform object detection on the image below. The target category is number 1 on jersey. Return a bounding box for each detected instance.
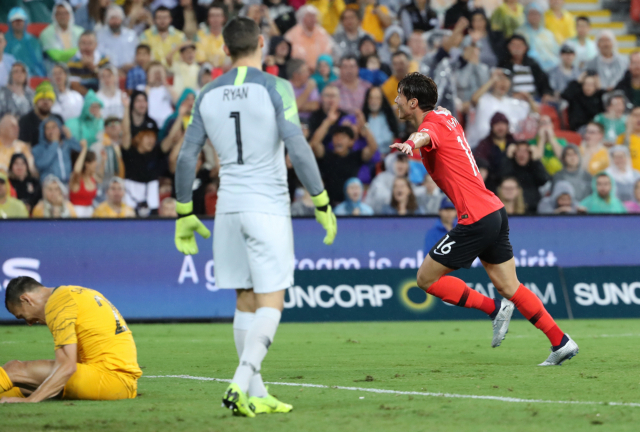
[230,111,244,165]
[457,135,479,176]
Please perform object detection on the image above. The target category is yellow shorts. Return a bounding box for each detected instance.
[62,363,138,400]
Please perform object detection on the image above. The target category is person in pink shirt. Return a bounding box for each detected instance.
[284,5,333,72]
[334,55,372,114]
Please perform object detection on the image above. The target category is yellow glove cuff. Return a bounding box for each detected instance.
[311,190,330,208]
[176,201,193,215]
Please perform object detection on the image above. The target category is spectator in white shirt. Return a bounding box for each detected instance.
[97,64,124,119]
[50,63,84,121]
[97,5,139,71]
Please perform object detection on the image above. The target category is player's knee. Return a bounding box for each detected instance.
[2,360,25,381]
[416,267,438,291]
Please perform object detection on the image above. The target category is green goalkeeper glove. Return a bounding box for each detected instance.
[311,190,337,245]
[175,201,211,255]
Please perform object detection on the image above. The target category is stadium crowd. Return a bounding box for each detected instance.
[1,0,640,219]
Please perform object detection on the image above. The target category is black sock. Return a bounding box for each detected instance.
[552,334,569,352]
[489,299,502,320]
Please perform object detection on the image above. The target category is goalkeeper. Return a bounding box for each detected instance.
[173,17,337,417]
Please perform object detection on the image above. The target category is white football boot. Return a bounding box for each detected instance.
[538,335,579,366]
[491,298,515,348]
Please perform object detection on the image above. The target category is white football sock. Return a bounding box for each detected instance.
[231,307,281,394]
[233,309,269,398]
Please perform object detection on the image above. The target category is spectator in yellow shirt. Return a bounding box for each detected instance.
[93,178,135,218]
[196,3,229,68]
[616,106,640,172]
[307,0,346,35]
[360,0,392,43]
[581,122,611,176]
[168,42,199,98]
[140,6,186,69]
[544,0,576,44]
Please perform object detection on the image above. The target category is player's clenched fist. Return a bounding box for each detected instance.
[175,201,211,255]
[311,190,337,245]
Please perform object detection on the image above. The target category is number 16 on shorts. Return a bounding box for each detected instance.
[433,235,456,255]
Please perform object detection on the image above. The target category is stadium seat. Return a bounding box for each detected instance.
[540,104,562,130]
[119,76,126,91]
[0,23,7,34]
[27,23,48,38]
[554,129,582,146]
[29,76,47,89]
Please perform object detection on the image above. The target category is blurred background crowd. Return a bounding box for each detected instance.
[1,0,640,220]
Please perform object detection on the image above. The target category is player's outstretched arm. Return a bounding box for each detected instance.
[174,93,211,255]
[14,344,77,403]
[390,131,432,156]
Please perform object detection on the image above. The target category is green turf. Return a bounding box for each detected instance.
[1,319,639,432]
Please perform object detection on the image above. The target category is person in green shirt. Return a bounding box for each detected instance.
[0,171,29,218]
[528,114,567,175]
[579,172,627,214]
[594,91,628,144]
[490,0,524,39]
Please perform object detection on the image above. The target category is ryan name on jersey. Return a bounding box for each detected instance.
[222,87,249,101]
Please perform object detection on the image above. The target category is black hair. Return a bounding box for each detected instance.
[154,6,171,17]
[392,50,410,61]
[340,54,359,66]
[340,8,359,21]
[587,121,605,134]
[397,72,438,112]
[209,1,228,19]
[5,276,43,311]
[362,86,400,137]
[595,172,610,181]
[136,43,151,54]
[576,16,590,25]
[222,17,260,59]
[80,30,96,39]
[333,125,355,140]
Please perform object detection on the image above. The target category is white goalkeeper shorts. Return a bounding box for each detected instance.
[213,212,294,294]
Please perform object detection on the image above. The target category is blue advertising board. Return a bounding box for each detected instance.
[0,217,639,321]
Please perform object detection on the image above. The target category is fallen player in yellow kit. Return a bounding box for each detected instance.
[0,277,142,403]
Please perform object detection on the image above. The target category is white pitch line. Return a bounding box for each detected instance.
[144,375,640,408]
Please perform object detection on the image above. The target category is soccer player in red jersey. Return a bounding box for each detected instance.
[390,73,579,366]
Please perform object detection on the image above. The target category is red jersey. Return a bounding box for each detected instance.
[418,111,503,225]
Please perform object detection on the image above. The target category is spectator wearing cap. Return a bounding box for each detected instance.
[516,2,559,73]
[170,41,200,97]
[548,44,580,96]
[32,116,82,184]
[615,52,640,108]
[284,5,334,72]
[562,71,605,132]
[334,55,372,115]
[0,32,16,87]
[490,0,524,39]
[6,62,35,117]
[0,171,28,218]
[333,8,371,61]
[498,34,553,101]
[474,112,516,192]
[19,82,65,148]
[400,0,438,39]
[467,68,535,149]
[39,1,84,64]
[4,7,46,77]
[97,64,125,119]
[196,3,229,69]
[423,197,457,254]
[334,177,374,216]
[8,153,41,212]
[140,6,187,69]
[311,124,377,205]
[585,31,628,91]
[287,59,320,123]
[365,152,409,213]
[126,44,152,93]
[32,174,78,218]
[0,114,35,175]
[67,31,111,93]
[93,177,135,218]
[359,0,392,44]
[565,16,597,70]
[50,63,84,122]
[544,0,575,45]
[97,5,139,71]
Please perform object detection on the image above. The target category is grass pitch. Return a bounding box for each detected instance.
[1,319,639,432]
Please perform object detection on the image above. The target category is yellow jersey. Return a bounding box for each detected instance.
[44,286,142,380]
[616,133,640,172]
